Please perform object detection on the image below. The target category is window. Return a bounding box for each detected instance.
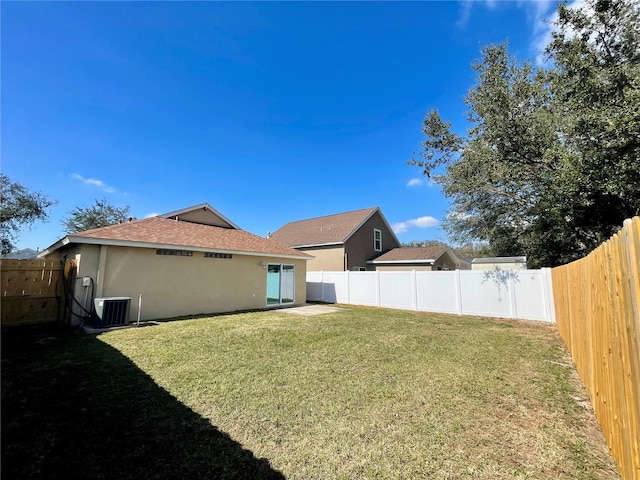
[374,229,382,252]
[156,249,193,256]
[204,252,232,259]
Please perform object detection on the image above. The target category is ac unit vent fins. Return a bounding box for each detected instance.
[94,297,131,328]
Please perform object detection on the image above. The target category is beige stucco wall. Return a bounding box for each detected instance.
[56,245,307,322]
[298,245,345,271]
[44,244,100,278]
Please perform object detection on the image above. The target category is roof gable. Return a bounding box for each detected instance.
[270,207,400,247]
[160,203,239,229]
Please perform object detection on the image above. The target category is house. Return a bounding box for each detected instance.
[2,248,39,259]
[471,256,527,271]
[39,204,311,325]
[269,207,400,271]
[367,245,470,271]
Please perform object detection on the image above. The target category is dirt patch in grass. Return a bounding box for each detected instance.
[2,308,620,479]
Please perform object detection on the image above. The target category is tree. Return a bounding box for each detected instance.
[410,0,640,268]
[549,0,640,245]
[401,239,491,259]
[450,241,492,259]
[411,44,565,267]
[62,198,132,234]
[0,174,57,252]
[401,239,448,248]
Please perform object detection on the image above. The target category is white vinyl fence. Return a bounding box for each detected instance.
[307,269,556,323]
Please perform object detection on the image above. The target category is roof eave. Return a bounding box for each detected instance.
[38,237,72,258]
[291,242,344,248]
[367,259,436,265]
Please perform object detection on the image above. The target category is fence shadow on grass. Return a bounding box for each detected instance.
[1,326,285,480]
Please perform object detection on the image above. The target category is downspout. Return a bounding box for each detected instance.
[137,293,143,326]
[96,245,108,298]
[344,251,348,271]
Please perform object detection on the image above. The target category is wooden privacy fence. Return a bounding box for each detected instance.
[1,259,68,326]
[552,217,640,480]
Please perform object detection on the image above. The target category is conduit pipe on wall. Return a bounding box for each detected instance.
[137,293,142,326]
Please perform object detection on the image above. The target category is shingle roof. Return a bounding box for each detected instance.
[472,256,526,264]
[46,217,311,259]
[369,246,447,263]
[2,248,39,260]
[269,207,379,247]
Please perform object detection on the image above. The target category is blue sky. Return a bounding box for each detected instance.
[2,1,559,250]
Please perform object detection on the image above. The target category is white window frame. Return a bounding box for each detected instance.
[374,228,382,252]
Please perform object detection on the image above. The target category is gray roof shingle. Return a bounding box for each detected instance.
[269,207,379,247]
[46,217,311,259]
[369,246,447,263]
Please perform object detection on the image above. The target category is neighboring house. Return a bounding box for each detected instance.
[269,207,401,271]
[471,256,527,271]
[367,246,470,271]
[2,248,39,259]
[40,204,311,325]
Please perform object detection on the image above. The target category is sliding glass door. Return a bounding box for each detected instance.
[266,264,295,305]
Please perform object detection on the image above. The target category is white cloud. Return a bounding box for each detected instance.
[457,1,474,28]
[407,177,436,188]
[71,173,116,193]
[392,216,440,234]
[145,212,161,218]
[530,0,561,65]
[457,0,500,29]
[529,0,588,65]
[455,0,562,65]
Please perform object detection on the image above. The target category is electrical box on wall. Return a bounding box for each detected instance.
[82,277,92,287]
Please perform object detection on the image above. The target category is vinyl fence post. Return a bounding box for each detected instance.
[346,270,351,305]
[320,270,325,303]
[542,267,556,323]
[412,270,418,311]
[508,272,518,319]
[455,270,463,315]
[376,270,381,308]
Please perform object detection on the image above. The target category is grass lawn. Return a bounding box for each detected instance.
[2,306,619,479]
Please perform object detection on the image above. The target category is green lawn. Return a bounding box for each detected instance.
[2,306,619,479]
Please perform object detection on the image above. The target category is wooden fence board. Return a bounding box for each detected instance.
[1,259,66,326]
[552,217,640,479]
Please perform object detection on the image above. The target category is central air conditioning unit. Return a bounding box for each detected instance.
[94,297,131,328]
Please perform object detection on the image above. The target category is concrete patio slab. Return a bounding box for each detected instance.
[281,304,344,316]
